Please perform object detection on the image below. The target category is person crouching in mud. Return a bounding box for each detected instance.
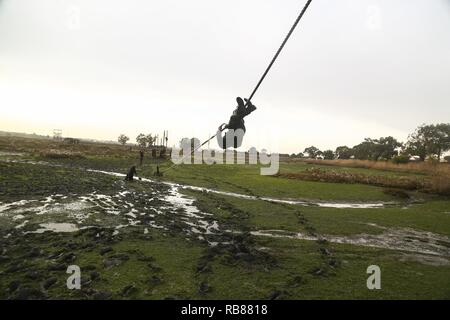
[217,97,257,149]
[125,166,137,181]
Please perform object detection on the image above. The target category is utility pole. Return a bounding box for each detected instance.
[165,130,169,148]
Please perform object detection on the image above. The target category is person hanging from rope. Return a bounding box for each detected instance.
[161,0,313,174]
[217,97,257,149]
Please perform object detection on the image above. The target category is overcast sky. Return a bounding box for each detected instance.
[0,0,449,153]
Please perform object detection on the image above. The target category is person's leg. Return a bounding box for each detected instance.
[216,130,226,149]
[234,133,244,148]
[223,129,245,149]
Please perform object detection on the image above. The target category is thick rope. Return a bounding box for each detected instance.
[162,0,313,174]
[247,0,313,103]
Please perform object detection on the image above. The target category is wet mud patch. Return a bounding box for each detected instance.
[1,162,447,258]
[2,159,405,209]
[0,161,119,202]
[1,159,450,299]
[0,223,203,300]
[250,224,450,258]
[0,168,224,247]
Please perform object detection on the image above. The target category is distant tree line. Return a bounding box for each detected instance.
[135,133,157,148]
[293,123,450,163]
[117,133,158,148]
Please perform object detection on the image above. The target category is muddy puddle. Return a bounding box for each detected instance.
[0,175,222,245]
[30,223,80,234]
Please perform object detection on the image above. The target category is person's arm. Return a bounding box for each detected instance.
[218,123,228,131]
[243,99,257,117]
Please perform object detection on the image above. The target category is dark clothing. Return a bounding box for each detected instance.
[217,97,256,149]
[226,97,256,132]
[154,165,162,177]
[139,151,144,166]
[125,166,137,181]
[227,114,246,133]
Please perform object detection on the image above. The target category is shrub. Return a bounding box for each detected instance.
[278,168,426,191]
[428,174,450,195]
[278,162,450,196]
[392,155,409,164]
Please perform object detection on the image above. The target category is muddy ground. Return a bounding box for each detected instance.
[0,153,449,300]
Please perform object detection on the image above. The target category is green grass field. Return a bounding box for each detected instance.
[0,137,449,300]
